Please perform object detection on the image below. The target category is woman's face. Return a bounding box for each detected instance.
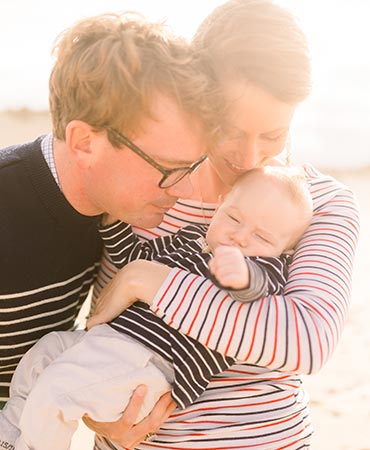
[209,81,297,187]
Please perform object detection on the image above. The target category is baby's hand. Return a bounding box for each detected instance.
[208,245,249,290]
[87,260,172,329]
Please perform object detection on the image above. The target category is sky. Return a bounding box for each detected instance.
[0,0,369,169]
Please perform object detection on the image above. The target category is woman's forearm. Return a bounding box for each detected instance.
[150,184,360,375]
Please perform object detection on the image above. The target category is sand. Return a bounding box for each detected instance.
[1,111,369,450]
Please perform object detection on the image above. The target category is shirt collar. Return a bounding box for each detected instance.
[40,133,61,189]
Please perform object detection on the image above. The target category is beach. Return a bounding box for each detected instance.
[1,111,369,450]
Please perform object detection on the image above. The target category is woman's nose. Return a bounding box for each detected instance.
[241,138,262,170]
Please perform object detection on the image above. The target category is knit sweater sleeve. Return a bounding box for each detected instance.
[150,170,360,375]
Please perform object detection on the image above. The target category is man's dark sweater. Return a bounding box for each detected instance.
[0,137,102,401]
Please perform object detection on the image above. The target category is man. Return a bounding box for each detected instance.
[0,10,216,430]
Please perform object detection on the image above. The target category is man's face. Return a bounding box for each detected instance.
[83,95,207,228]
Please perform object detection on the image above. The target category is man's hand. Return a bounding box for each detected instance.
[82,386,176,449]
[208,245,249,290]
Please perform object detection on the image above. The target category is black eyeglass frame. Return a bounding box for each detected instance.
[107,127,207,189]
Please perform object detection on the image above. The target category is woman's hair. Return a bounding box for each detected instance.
[193,0,312,104]
[49,12,220,144]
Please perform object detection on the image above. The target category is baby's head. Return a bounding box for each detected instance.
[206,166,313,257]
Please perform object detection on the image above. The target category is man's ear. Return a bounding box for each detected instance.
[65,120,95,169]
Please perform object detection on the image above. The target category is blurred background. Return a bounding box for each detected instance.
[0,0,369,170]
[1,2,369,449]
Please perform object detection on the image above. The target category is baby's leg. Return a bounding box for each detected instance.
[0,330,85,449]
[15,324,172,450]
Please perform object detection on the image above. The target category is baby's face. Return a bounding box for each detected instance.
[206,177,305,257]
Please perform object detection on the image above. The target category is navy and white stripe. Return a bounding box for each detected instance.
[0,137,102,402]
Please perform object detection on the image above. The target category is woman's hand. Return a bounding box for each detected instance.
[87,260,172,329]
[82,386,176,449]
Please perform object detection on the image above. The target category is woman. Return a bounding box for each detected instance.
[89,1,359,448]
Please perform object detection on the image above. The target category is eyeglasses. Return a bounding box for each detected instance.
[107,127,207,189]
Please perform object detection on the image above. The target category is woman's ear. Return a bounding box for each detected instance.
[65,120,94,169]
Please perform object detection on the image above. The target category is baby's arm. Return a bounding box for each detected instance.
[208,246,250,290]
[208,246,288,302]
[99,221,173,268]
[87,260,172,329]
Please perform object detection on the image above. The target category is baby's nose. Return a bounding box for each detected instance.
[231,232,248,248]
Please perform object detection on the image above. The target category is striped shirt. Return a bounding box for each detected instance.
[100,223,289,408]
[93,164,359,450]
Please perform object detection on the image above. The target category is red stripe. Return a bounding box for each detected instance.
[225,302,244,354]
[132,226,161,238]
[291,301,301,372]
[161,219,182,229]
[203,292,229,345]
[310,308,324,368]
[188,283,214,335]
[154,269,183,313]
[168,276,198,327]
[172,206,213,219]
[289,258,351,285]
[309,226,356,247]
[243,297,265,360]
[170,393,295,418]
[213,374,294,384]
[265,295,279,366]
[291,294,336,350]
[151,419,311,449]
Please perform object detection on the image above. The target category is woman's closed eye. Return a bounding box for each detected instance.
[262,131,288,143]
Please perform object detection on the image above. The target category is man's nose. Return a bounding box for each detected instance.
[165,174,194,200]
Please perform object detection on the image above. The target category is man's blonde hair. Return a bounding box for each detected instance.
[193,0,311,104]
[49,12,220,144]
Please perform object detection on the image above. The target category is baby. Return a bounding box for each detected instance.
[0,166,312,450]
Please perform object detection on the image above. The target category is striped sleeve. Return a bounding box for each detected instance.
[229,255,289,302]
[150,172,360,374]
[99,221,173,268]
